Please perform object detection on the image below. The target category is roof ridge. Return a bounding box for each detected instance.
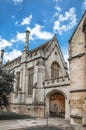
[4,34,55,65]
[30,35,55,52]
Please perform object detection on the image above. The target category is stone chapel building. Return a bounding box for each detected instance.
[1,31,70,119]
[0,11,86,126]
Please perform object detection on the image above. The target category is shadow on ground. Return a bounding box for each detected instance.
[21,126,62,130]
[0,112,33,120]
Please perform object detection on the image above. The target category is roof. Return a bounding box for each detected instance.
[3,56,21,67]
[30,35,55,52]
[4,35,55,65]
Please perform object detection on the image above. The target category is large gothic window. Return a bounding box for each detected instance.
[28,68,34,95]
[51,62,60,79]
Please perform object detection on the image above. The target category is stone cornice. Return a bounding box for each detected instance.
[33,102,45,106]
[70,115,82,119]
[44,83,70,88]
[10,103,45,106]
[70,89,86,93]
[4,56,46,70]
[68,53,85,61]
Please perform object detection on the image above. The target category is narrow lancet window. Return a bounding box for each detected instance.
[16,71,20,96]
[28,68,34,95]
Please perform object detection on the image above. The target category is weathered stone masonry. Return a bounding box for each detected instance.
[0,11,86,128]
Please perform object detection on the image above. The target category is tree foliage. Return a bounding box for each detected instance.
[0,66,15,110]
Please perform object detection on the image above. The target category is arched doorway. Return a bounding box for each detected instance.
[49,92,65,118]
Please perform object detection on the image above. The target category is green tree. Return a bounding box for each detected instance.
[0,66,15,111]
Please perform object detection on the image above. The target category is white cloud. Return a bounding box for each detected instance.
[15,21,18,25]
[59,8,75,22]
[51,1,61,23]
[64,53,68,63]
[0,36,12,49]
[16,32,25,42]
[11,23,53,44]
[54,0,62,14]
[53,6,61,18]
[13,0,23,5]
[27,24,53,40]
[4,49,22,62]
[82,0,86,11]
[55,6,61,12]
[10,32,25,43]
[53,0,61,3]
[21,15,32,26]
[64,53,69,70]
[53,8,77,34]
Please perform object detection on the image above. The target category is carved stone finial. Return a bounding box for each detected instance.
[0,49,5,65]
[24,30,30,51]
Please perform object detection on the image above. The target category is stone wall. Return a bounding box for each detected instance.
[69,12,86,126]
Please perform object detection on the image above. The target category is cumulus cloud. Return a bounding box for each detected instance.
[26,24,53,40]
[4,49,22,62]
[21,15,32,26]
[53,0,62,10]
[0,36,12,49]
[53,8,77,34]
[10,32,25,43]
[82,0,86,11]
[51,0,61,23]
[53,6,61,18]
[10,24,53,43]
[16,32,25,42]
[55,6,61,12]
[13,0,23,5]
[0,36,22,63]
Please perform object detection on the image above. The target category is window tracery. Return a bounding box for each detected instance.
[51,62,60,79]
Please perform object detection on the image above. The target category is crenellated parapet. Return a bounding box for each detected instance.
[44,76,70,88]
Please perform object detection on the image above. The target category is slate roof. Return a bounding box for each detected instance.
[3,35,55,66]
[30,36,55,52]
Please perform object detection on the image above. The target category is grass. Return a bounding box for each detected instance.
[25,126,62,130]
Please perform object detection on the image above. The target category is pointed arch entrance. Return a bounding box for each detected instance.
[45,89,67,118]
[50,93,65,117]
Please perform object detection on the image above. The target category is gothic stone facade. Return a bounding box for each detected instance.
[2,33,70,119]
[1,12,86,127]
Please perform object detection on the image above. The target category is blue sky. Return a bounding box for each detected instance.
[0,0,86,62]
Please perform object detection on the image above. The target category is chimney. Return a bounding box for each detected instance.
[24,30,30,50]
[0,49,5,65]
